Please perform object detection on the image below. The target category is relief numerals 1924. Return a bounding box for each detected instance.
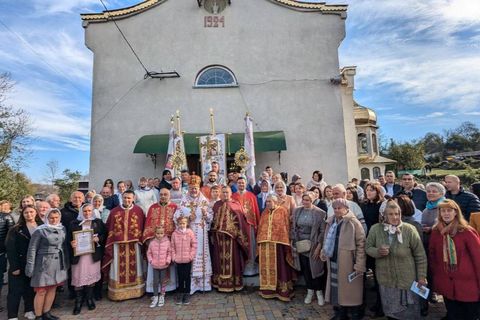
[204,16,225,28]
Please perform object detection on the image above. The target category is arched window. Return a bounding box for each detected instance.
[361,168,370,180]
[357,133,368,154]
[372,133,378,154]
[194,65,238,88]
[373,167,381,179]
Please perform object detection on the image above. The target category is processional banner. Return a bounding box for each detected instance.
[199,134,227,182]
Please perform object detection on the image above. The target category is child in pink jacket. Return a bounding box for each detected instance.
[147,227,171,308]
[171,216,197,305]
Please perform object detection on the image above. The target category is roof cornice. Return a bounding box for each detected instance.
[269,0,347,17]
[81,0,347,24]
[81,0,166,24]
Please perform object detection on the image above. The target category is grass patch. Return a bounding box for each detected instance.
[429,169,471,176]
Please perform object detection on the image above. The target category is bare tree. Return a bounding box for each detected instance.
[0,72,31,168]
[45,159,60,188]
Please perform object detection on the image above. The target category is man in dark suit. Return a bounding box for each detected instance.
[384,171,402,197]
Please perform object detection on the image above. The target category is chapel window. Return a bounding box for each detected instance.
[357,133,368,154]
[373,167,381,179]
[372,133,378,154]
[361,168,370,180]
[194,65,238,88]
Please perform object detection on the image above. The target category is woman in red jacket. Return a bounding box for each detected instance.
[429,199,480,320]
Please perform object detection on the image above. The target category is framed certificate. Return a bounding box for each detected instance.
[73,229,95,256]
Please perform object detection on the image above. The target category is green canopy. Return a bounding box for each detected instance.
[133,131,286,154]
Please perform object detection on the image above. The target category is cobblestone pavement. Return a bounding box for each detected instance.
[1,285,446,320]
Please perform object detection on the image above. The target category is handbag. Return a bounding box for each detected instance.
[294,208,312,253]
[295,239,312,253]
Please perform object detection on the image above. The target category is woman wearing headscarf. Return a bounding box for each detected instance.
[291,192,327,306]
[394,194,424,241]
[25,208,68,320]
[366,200,427,320]
[68,203,106,314]
[429,199,480,320]
[274,181,296,218]
[92,194,110,223]
[6,205,43,320]
[321,198,366,320]
[256,179,272,214]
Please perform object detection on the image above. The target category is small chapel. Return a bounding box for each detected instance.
[81,0,394,189]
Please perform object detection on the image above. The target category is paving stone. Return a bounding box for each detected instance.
[0,286,447,319]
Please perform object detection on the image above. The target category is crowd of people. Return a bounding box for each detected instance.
[0,167,480,320]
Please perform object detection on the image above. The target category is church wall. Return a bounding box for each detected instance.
[85,0,350,190]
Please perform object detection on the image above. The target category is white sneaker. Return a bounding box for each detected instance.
[25,312,36,320]
[150,296,159,308]
[8,318,19,320]
[157,295,165,307]
[304,289,314,304]
[316,290,325,306]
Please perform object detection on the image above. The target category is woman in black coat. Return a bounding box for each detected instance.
[68,204,106,315]
[360,182,386,317]
[6,205,43,320]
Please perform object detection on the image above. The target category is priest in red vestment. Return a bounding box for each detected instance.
[142,188,178,293]
[257,194,296,301]
[232,176,260,275]
[211,186,250,292]
[102,190,146,301]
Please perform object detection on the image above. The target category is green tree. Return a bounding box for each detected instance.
[421,132,444,155]
[445,121,480,153]
[385,139,426,170]
[0,166,34,205]
[54,169,82,205]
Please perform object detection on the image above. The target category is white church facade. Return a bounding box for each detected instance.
[82,0,393,189]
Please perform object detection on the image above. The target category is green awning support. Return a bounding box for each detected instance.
[133,131,287,154]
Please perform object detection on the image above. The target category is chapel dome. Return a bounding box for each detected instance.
[354,101,377,125]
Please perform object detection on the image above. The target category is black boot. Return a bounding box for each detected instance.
[94,279,103,300]
[73,290,84,315]
[42,311,59,320]
[351,306,364,320]
[85,286,96,310]
[330,306,349,320]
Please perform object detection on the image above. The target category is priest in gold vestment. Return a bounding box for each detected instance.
[102,190,145,301]
[257,194,296,301]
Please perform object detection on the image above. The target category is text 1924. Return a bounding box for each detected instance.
[204,16,225,28]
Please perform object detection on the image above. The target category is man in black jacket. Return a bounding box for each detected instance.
[445,175,480,222]
[397,173,428,211]
[0,205,14,312]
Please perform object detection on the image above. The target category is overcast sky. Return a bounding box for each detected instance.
[0,0,479,182]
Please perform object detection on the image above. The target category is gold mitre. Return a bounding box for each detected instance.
[189,175,201,188]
